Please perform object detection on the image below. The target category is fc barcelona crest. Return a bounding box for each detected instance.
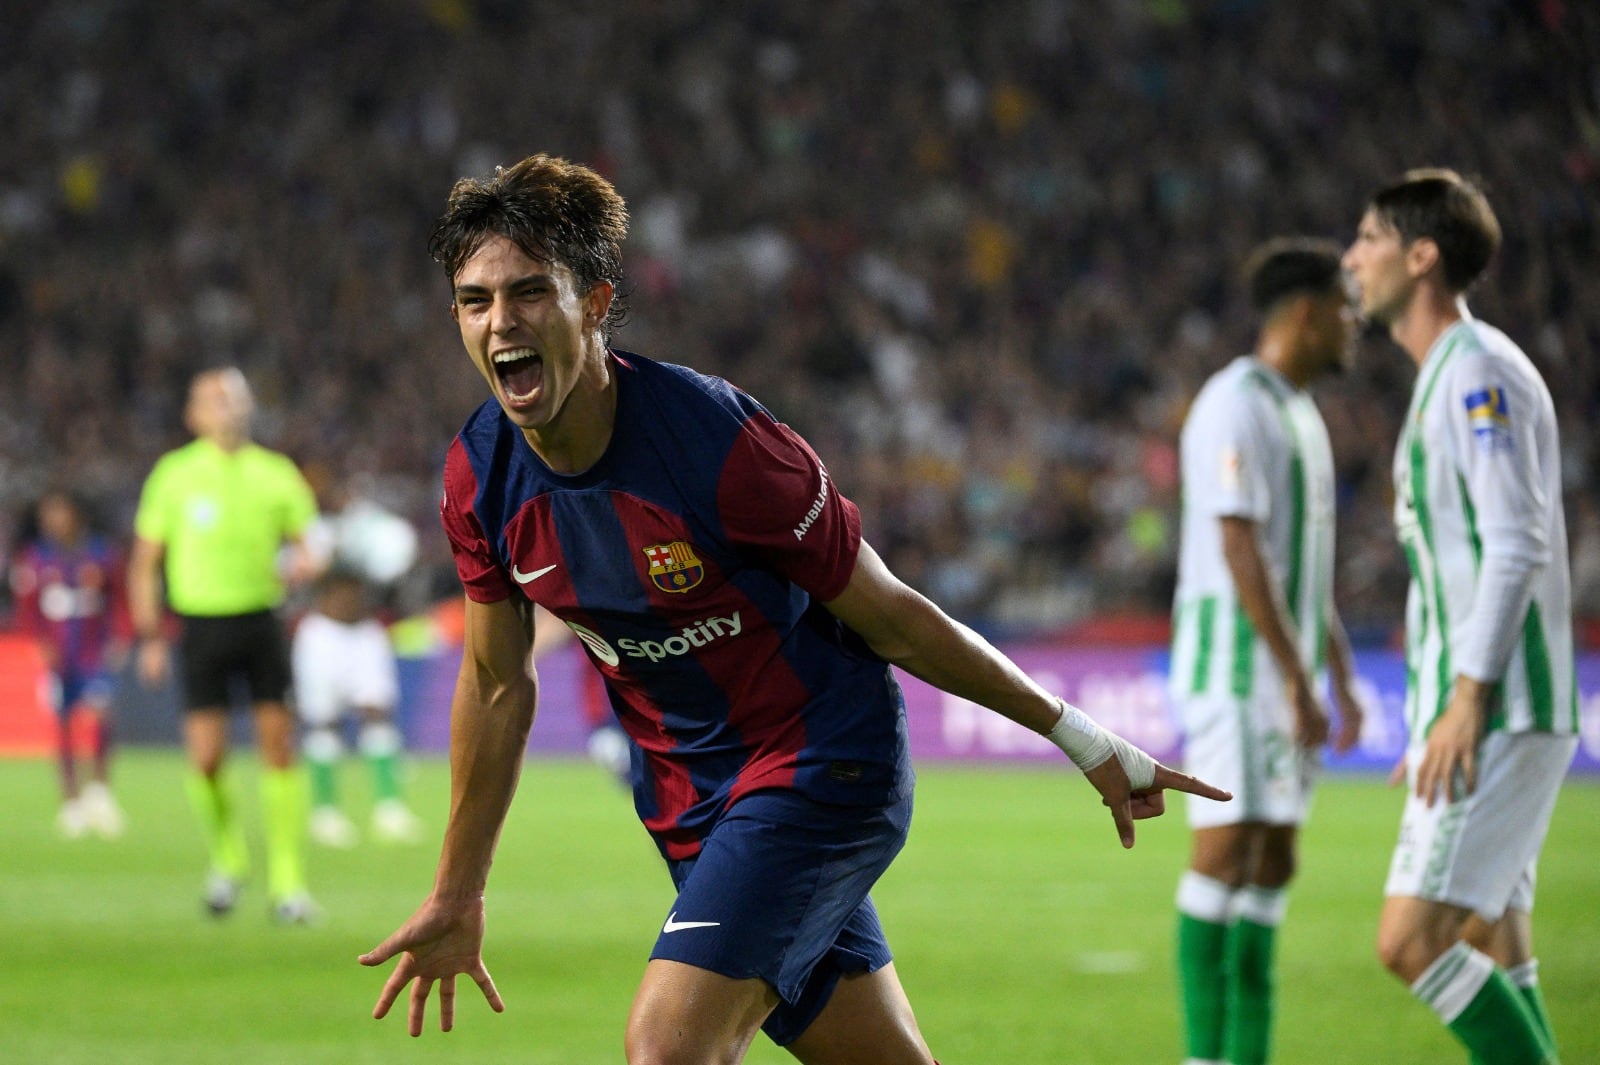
[643,540,705,594]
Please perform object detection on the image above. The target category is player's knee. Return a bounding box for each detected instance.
[624,1019,742,1065]
[1375,923,1435,983]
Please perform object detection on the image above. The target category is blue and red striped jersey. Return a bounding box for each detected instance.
[9,535,128,676]
[441,352,911,859]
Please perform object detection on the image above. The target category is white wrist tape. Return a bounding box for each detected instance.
[1046,700,1157,790]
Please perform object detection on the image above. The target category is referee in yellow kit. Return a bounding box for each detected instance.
[129,367,321,923]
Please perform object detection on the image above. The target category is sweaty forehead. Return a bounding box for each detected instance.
[455,234,564,286]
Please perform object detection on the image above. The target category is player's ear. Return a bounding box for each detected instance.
[1405,237,1441,281]
[584,281,614,330]
[449,299,461,324]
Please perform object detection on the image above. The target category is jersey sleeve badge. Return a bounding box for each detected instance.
[1463,386,1513,453]
[643,540,706,594]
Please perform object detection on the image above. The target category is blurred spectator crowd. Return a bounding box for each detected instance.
[2,0,1597,639]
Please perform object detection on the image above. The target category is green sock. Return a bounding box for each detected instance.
[1224,911,1279,1065]
[260,767,310,902]
[307,757,339,808]
[1175,872,1233,1062]
[360,721,405,802]
[366,751,402,801]
[1508,961,1557,1055]
[1414,943,1553,1064]
[184,770,249,879]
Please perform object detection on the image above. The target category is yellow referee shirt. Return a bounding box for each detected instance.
[133,439,317,616]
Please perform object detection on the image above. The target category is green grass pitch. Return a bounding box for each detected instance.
[2,749,1595,1064]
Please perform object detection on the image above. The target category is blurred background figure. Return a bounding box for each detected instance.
[293,566,422,847]
[8,488,129,839]
[128,367,322,923]
[295,465,424,847]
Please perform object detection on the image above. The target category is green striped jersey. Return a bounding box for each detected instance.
[1171,356,1336,699]
[1393,319,1576,742]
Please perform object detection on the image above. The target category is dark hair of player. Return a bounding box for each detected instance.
[1367,167,1501,293]
[1244,237,1346,316]
[428,153,630,337]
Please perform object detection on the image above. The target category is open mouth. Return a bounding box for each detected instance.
[494,348,543,403]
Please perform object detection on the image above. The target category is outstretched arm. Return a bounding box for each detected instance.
[823,541,1230,847]
[360,594,538,1035]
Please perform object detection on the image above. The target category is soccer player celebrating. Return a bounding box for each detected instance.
[1345,169,1578,1065]
[1168,239,1365,1065]
[359,153,1231,1063]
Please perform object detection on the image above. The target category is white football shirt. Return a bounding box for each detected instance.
[1170,356,1337,700]
[1392,318,1577,743]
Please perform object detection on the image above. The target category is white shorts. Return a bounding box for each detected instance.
[1384,731,1577,921]
[1178,692,1315,830]
[291,612,399,727]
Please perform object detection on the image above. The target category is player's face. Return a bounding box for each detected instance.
[1342,209,1412,327]
[185,369,254,445]
[450,234,612,444]
[38,494,83,543]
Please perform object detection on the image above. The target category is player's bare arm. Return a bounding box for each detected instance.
[126,535,169,687]
[1324,609,1365,755]
[1219,515,1331,749]
[361,594,538,1034]
[824,541,1230,846]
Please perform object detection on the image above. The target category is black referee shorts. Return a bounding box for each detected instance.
[176,610,293,711]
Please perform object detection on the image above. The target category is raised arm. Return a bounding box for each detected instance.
[824,540,1230,847]
[360,594,539,1035]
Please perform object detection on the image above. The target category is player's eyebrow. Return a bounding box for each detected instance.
[453,273,554,298]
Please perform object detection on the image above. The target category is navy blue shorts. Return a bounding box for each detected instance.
[50,668,114,717]
[650,787,913,1046]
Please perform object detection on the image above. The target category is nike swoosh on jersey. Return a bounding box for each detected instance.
[511,563,559,584]
[662,911,721,934]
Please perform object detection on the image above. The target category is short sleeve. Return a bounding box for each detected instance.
[716,411,862,601]
[282,459,319,538]
[132,456,173,544]
[441,439,513,603]
[1185,385,1272,523]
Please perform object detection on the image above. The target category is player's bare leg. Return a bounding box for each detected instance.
[1376,895,1471,983]
[785,962,934,1065]
[1180,822,1296,1065]
[625,959,777,1065]
[1379,896,1554,1062]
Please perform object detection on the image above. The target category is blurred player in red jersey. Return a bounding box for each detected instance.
[9,489,131,838]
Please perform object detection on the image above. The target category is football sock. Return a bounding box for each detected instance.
[57,716,78,797]
[1176,871,1233,1062]
[90,713,111,779]
[1224,885,1287,1065]
[261,767,310,901]
[185,769,249,879]
[1507,959,1557,1054]
[360,721,405,801]
[1412,942,1553,1064]
[303,726,343,808]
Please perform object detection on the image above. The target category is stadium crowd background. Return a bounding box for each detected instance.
[2,0,1597,641]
